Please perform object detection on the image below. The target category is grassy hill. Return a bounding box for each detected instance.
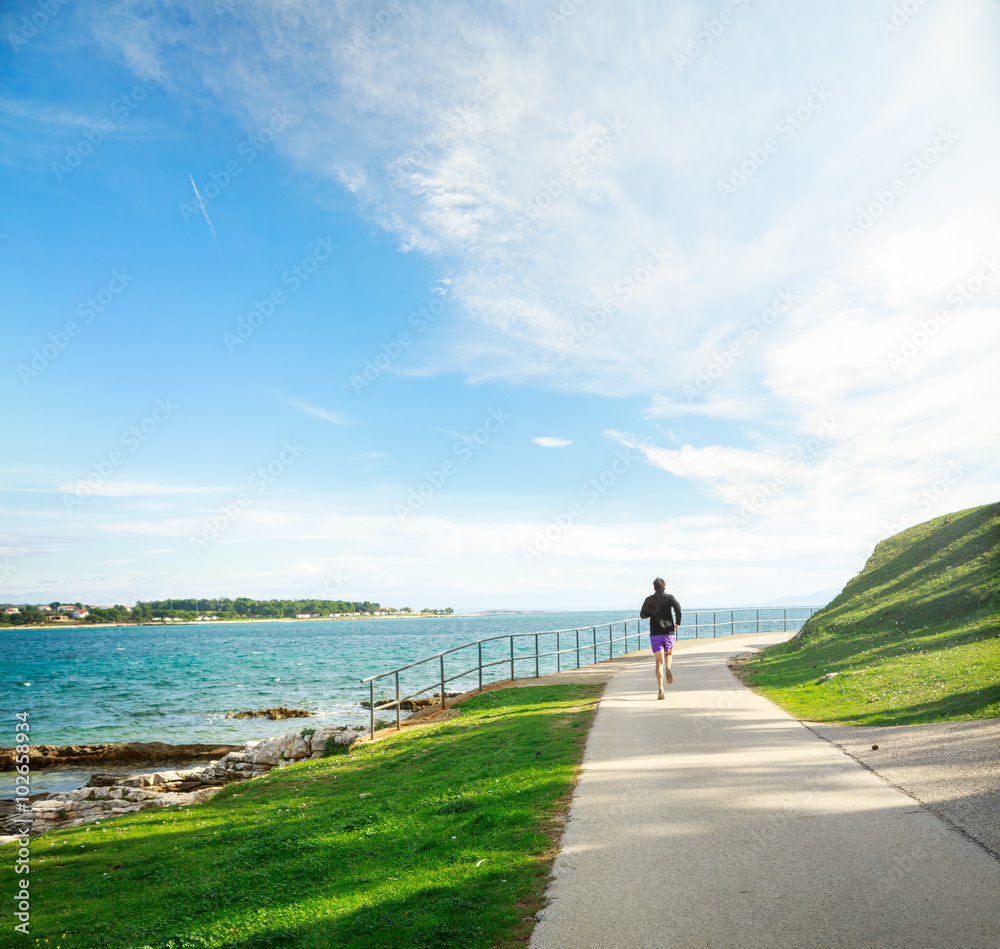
[743,502,999,725]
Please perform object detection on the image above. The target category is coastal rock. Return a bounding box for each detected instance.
[0,741,242,771]
[359,692,460,711]
[225,707,316,720]
[86,772,129,787]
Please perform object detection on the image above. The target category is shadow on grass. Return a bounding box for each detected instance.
[830,683,1000,726]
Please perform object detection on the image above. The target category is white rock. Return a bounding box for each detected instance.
[119,774,155,788]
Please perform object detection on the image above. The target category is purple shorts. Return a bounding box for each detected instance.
[650,634,676,654]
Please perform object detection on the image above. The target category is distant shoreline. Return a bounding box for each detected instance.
[0,610,576,631]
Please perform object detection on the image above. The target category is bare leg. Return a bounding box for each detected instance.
[654,649,666,690]
[665,649,674,685]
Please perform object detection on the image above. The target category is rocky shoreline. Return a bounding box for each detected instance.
[0,724,362,841]
[0,741,243,771]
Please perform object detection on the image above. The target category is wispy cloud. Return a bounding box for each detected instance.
[277,393,351,425]
[57,481,222,497]
[533,437,572,448]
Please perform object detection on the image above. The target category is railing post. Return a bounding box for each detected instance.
[713,610,717,638]
[535,633,540,678]
[369,680,375,738]
[784,609,787,632]
[510,636,515,681]
[756,609,759,634]
[556,631,561,673]
[592,627,597,662]
[731,611,734,636]
[440,655,446,709]
[478,641,483,692]
[576,628,581,668]
[395,671,401,730]
[695,613,698,638]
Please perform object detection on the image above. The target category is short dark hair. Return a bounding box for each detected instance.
[653,577,665,592]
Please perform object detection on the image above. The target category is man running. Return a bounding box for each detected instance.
[640,578,682,699]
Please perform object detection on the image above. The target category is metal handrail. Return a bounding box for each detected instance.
[359,607,821,735]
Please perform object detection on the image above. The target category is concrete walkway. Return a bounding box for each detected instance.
[530,634,1000,949]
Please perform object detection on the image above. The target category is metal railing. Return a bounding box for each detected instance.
[359,607,819,736]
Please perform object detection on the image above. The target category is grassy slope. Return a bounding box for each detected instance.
[743,502,1000,725]
[0,685,600,949]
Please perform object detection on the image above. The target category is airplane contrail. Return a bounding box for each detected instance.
[189,175,219,245]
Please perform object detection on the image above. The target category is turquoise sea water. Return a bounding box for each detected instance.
[0,608,813,795]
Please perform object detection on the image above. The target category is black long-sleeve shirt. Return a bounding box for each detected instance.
[640,593,682,635]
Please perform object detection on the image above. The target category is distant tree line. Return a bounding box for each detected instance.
[0,599,463,626]
[0,602,132,626]
[131,598,381,621]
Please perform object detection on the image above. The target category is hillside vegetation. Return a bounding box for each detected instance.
[743,502,999,725]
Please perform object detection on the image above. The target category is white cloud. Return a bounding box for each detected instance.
[70,0,1000,605]
[277,394,351,425]
[58,481,222,497]
[533,436,572,448]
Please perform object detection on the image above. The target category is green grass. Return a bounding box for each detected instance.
[0,685,600,949]
[743,502,1000,725]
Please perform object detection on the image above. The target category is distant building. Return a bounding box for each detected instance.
[3,607,19,615]
[73,610,90,619]
[47,614,70,622]
[37,605,51,612]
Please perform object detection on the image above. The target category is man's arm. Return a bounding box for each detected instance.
[639,595,652,619]
[671,596,682,627]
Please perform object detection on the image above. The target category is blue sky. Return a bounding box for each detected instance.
[1,0,997,611]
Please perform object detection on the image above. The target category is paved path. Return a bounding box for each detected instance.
[530,634,1000,949]
[808,717,1000,860]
